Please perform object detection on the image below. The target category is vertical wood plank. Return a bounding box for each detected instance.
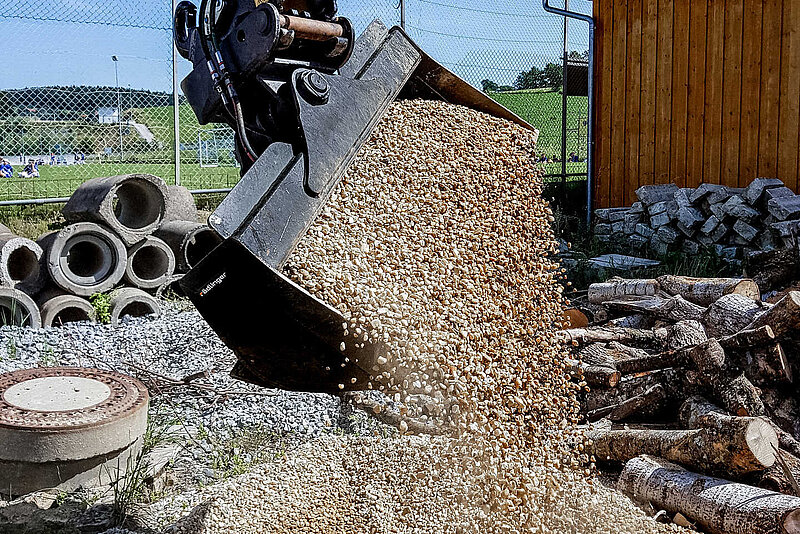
[610,0,628,206]
[670,0,690,188]
[739,0,763,185]
[777,0,800,191]
[638,0,658,188]
[703,0,725,185]
[595,0,614,208]
[721,0,744,188]
[686,0,708,189]
[654,0,674,184]
[758,0,782,178]
[624,0,642,203]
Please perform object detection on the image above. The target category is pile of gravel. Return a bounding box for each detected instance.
[150,100,681,533]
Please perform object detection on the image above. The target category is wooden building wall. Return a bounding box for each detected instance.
[593,0,800,208]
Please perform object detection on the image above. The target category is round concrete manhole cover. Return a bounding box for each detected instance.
[0,367,149,496]
[0,367,148,432]
[5,376,111,412]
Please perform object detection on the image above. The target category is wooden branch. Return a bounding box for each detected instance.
[754,449,800,497]
[588,278,660,304]
[657,275,760,307]
[745,291,800,339]
[618,455,800,534]
[558,326,668,348]
[719,326,776,351]
[582,369,685,414]
[744,344,793,386]
[586,384,667,423]
[588,414,778,474]
[566,358,621,387]
[715,374,766,417]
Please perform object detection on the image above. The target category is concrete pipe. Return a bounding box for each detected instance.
[155,274,185,300]
[0,233,44,294]
[0,287,42,328]
[62,174,168,246]
[163,185,199,223]
[155,220,223,273]
[109,287,161,326]
[39,223,127,297]
[124,236,176,290]
[39,294,96,327]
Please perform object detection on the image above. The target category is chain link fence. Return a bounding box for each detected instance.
[0,0,590,206]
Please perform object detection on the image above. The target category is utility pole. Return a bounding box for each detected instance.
[400,0,406,29]
[112,56,124,162]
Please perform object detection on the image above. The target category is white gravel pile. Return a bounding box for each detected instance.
[154,100,681,533]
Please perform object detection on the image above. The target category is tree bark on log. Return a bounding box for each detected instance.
[566,358,620,387]
[606,295,706,323]
[577,343,618,367]
[588,414,778,474]
[745,291,800,339]
[715,374,766,417]
[586,384,667,423]
[747,245,800,291]
[588,278,660,304]
[666,320,708,350]
[702,294,768,338]
[657,275,761,307]
[618,455,800,534]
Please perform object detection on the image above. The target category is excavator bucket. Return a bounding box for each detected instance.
[179,18,537,393]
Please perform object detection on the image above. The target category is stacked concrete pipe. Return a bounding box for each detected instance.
[0,175,220,329]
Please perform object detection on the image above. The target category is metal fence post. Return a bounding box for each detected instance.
[173,0,182,186]
[400,0,406,29]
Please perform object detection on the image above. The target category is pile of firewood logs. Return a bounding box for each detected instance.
[561,275,800,533]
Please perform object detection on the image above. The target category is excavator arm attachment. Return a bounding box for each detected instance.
[175,0,536,392]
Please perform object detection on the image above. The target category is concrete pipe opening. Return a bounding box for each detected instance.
[60,235,115,285]
[125,237,175,289]
[0,289,41,328]
[186,229,223,268]
[43,223,127,297]
[110,288,161,326]
[7,247,39,283]
[112,179,164,231]
[120,301,157,319]
[131,246,170,282]
[52,307,92,325]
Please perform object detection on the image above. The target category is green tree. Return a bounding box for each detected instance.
[543,63,563,89]
[481,79,499,93]
[0,91,13,121]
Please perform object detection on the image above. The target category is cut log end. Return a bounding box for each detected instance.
[745,418,779,469]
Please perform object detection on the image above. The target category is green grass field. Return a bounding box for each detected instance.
[1,163,239,202]
[490,90,589,180]
[1,93,586,202]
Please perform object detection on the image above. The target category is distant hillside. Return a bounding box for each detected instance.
[0,86,182,121]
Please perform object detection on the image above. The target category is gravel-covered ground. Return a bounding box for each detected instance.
[0,302,392,532]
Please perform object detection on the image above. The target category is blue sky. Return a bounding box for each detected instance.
[0,0,590,92]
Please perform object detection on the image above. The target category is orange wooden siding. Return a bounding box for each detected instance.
[593,0,800,207]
